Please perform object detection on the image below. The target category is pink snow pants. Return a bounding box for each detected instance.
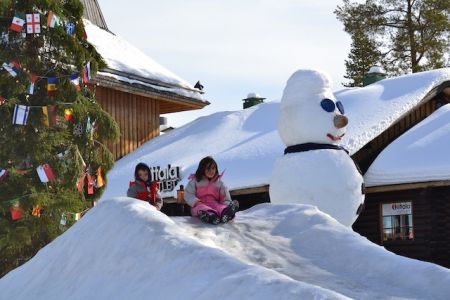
[191,199,228,218]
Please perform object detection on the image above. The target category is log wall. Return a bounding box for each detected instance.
[95,86,160,160]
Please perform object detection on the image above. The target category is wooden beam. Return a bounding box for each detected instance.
[163,184,270,203]
[364,180,450,194]
[230,185,270,196]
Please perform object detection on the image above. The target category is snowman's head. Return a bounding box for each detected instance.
[278,69,348,146]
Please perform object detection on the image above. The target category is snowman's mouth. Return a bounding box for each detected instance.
[327,133,345,142]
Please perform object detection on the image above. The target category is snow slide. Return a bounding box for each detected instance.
[1,197,449,299]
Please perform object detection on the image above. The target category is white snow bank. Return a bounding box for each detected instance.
[84,19,204,100]
[365,104,450,186]
[1,198,449,299]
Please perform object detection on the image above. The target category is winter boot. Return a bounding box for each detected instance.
[198,210,220,225]
[221,200,239,223]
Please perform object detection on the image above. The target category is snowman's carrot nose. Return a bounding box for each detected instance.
[334,115,348,129]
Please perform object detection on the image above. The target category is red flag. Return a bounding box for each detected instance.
[77,168,86,192]
[10,203,24,221]
[36,164,55,182]
[87,174,94,195]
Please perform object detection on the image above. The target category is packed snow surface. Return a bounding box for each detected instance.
[102,68,450,199]
[365,104,450,186]
[1,198,450,299]
[84,19,204,100]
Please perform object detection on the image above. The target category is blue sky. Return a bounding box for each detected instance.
[97,0,352,127]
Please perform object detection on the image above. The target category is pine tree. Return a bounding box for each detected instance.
[335,0,450,80]
[0,0,119,277]
[343,29,382,86]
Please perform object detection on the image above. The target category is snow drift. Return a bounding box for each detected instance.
[1,198,449,299]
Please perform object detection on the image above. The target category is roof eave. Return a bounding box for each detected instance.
[92,74,210,114]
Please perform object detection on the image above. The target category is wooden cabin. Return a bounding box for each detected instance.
[81,0,209,160]
[354,185,450,268]
[352,98,450,268]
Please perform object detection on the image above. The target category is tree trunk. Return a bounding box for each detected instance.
[407,0,419,72]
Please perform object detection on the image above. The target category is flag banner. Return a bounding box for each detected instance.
[0,168,8,181]
[28,74,38,94]
[70,212,81,221]
[77,168,86,192]
[66,22,75,36]
[42,105,57,126]
[12,104,30,125]
[86,116,92,134]
[47,11,60,28]
[26,13,41,34]
[47,77,57,95]
[10,202,24,221]
[96,167,105,188]
[60,213,67,225]
[87,174,94,194]
[70,73,80,90]
[10,12,26,32]
[2,61,20,77]
[82,62,91,83]
[32,205,42,217]
[36,163,55,183]
[64,108,74,121]
[57,150,70,158]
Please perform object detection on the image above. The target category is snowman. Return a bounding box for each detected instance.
[270,69,365,227]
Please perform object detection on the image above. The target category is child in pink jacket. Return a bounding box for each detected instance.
[185,156,239,224]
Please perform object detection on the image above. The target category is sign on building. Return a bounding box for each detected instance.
[382,202,412,216]
[150,164,181,192]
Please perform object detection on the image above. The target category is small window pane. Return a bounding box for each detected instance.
[383,216,392,228]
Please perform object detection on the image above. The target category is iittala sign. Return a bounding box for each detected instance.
[382,202,412,216]
[150,164,181,192]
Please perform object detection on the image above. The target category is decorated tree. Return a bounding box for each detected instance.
[0,0,119,277]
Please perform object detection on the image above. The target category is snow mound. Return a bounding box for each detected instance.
[1,198,449,299]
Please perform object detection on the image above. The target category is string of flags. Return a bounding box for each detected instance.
[9,10,79,38]
[7,102,71,127]
[1,58,91,92]
[2,160,105,221]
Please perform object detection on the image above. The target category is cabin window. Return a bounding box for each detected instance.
[381,202,414,242]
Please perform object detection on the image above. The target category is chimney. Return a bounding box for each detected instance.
[242,92,265,109]
[363,66,386,86]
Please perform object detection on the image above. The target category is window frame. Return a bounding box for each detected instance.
[379,201,415,244]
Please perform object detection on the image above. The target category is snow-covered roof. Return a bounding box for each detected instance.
[84,19,206,101]
[365,104,450,187]
[101,69,450,199]
[2,198,449,299]
[338,68,450,154]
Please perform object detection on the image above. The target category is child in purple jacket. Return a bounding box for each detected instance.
[185,156,239,224]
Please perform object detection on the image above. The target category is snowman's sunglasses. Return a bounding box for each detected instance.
[320,98,345,114]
